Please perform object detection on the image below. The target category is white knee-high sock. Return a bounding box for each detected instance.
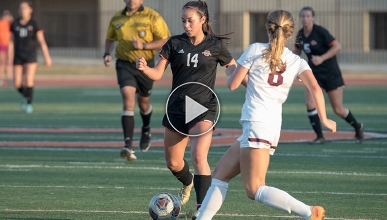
[255,186,312,219]
[197,178,228,220]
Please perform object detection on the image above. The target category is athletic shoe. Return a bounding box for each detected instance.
[192,210,200,220]
[309,137,325,145]
[139,127,151,152]
[309,206,326,220]
[178,175,194,206]
[24,104,33,114]
[355,123,364,144]
[120,147,137,161]
[20,98,27,110]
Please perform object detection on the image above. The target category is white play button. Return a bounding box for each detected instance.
[165,82,220,137]
[185,95,208,124]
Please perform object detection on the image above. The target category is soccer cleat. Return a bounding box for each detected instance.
[192,210,200,220]
[355,123,364,144]
[309,137,325,145]
[309,206,326,220]
[178,175,194,206]
[120,147,137,161]
[24,104,33,114]
[139,126,151,152]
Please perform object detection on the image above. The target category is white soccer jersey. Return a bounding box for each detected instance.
[237,43,311,125]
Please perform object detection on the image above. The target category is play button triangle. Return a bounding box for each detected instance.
[185,95,208,124]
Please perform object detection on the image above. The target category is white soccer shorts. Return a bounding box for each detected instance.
[237,121,280,155]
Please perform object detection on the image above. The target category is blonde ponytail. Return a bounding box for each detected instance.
[262,10,294,72]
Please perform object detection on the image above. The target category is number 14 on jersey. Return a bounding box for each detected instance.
[187,53,199,67]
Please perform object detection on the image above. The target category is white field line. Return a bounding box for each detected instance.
[1,164,387,177]
[329,140,387,145]
[273,153,387,159]
[1,147,387,159]
[268,170,387,177]
[0,169,30,171]
[1,185,386,197]
[281,130,387,139]
[0,208,378,219]
[363,147,387,151]
[0,147,119,152]
[322,149,378,153]
[68,161,126,165]
[0,164,384,176]
[0,164,170,171]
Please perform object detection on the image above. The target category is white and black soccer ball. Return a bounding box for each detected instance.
[149,192,181,220]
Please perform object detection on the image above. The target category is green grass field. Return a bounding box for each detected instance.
[1,83,387,219]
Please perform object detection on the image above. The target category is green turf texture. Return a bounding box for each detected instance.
[0,84,386,219]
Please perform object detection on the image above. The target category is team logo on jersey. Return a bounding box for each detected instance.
[27,25,33,31]
[139,30,146,38]
[178,49,184,53]
[115,24,123,29]
[311,40,317,46]
[202,50,211,56]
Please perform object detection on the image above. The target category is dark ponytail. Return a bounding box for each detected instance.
[182,0,232,41]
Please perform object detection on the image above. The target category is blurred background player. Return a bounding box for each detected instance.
[103,0,171,160]
[10,1,52,113]
[137,1,234,218]
[197,9,336,220]
[0,10,14,86]
[293,6,363,144]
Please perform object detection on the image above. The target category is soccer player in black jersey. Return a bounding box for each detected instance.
[294,6,363,144]
[137,1,234,219]
[10,1,52,113]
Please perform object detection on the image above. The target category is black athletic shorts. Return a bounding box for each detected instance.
[314,73,345,92]
[13,51,37,65]
[116,59,154,97]
[162,111,216,135]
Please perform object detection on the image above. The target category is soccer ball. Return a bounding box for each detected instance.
[149,192,181,220]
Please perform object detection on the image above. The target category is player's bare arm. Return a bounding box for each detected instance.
[7,39,14,63]
[136,56,168,81]
[227,64,249,90]
[132,37,168,50]
[36,30,52,67]
[225,60,236,77]
[298,69,336,132]
[8,34,14,60]
[103,39,114,67]
[311,40,342,66]
[225,60,248,87]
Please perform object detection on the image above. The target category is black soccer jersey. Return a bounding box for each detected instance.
[160,33,232,115]
[11,18,42,56]
[295,24,341,78]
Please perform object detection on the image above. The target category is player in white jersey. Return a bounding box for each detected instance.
[196,10,336,220]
